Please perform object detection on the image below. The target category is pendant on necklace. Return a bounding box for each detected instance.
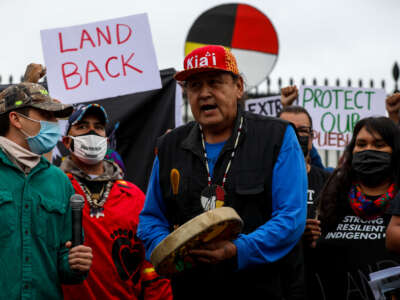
[90,207,104,218]
[200,184,226,211]
[91,193,101,202]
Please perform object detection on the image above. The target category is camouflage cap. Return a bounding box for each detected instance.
[0,82,73,118]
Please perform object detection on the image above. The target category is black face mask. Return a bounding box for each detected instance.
[351,150,392,187]
[298,135,310,157]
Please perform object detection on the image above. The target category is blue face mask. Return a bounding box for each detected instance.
[18,114,61,155]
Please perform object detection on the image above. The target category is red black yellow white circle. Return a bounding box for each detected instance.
[185,3,279,87]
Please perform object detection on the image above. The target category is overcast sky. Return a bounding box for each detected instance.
[1,0,399,93]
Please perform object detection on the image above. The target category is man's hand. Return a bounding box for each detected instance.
[281,85,298,107]
[303,219,321,248]
[189,240,237,264]
[66,241,93,273]
[24,63,46,83]
[386,93,400,124]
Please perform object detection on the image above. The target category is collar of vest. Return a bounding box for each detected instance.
[181,105,247,158]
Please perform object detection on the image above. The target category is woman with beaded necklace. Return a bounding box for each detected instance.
[304,116,400,300]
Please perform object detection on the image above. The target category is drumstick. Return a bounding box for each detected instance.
[170,168,180,195]
[170,169,180,231]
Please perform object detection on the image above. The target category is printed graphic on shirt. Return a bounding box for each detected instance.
[325,215,386,240]
[307,213,400,299]
[307,189,317,218]
[111,228,144,284]
[307,166,330,219]
[312,259,399,300]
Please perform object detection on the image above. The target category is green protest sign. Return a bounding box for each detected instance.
[299,86,386,150]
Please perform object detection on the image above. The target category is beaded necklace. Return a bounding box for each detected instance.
[77,179,113,218]
[199,116,243,211]
[349,183,396,220]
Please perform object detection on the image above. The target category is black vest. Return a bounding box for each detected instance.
[157,108,295,299]
[158,108,289,232]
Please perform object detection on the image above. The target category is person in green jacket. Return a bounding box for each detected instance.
[0,80,93,299]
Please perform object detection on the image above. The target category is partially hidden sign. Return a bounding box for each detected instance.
[245,96,282,117]
[41,14,161,104]
[299,86,386,150]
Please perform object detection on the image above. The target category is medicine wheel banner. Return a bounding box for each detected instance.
[185,3,279,88]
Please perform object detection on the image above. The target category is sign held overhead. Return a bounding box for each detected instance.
[185,3,279,89]
[41,14,161,104]
[299,85,386,150]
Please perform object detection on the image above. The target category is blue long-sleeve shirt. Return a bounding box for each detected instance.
[138,125,307,270]
[310,145,334,173]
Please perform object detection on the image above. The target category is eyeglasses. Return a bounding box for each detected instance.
[296,126,313,136]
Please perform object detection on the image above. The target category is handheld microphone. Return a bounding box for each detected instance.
[70,194,85,247]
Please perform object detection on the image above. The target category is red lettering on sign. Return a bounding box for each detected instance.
[58,32,77,53]
[61,62,82,90]
[61,50,144,90]
[313,131,351,148]
[122,52,143,75]
[327,132,336,146]
[80,29,96,49]
[96,26,112,46]
[59,24,134,54]
[85,60,105,85]
[116,24,132,45]
[105,56,120,78]
[337,133,348,148]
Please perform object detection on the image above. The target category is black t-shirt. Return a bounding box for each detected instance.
[388,192,400,215]
[304,166,330,298]
[307,201,400,300]
[282,166,330,299]
[307,166,330,218]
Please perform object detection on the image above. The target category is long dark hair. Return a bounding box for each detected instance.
[318,117,400,228]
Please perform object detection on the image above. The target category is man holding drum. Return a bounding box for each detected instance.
[138,45,307,299]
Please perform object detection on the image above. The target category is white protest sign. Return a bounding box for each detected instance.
[41,14,161,104]
[245,95,282,117]
[299,85,386,150]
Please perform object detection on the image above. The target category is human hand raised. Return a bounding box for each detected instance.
[24,63,46,83]
[386,93,400,124]
[281,85,299,107]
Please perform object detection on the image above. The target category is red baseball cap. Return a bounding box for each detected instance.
[174,45,239,81]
